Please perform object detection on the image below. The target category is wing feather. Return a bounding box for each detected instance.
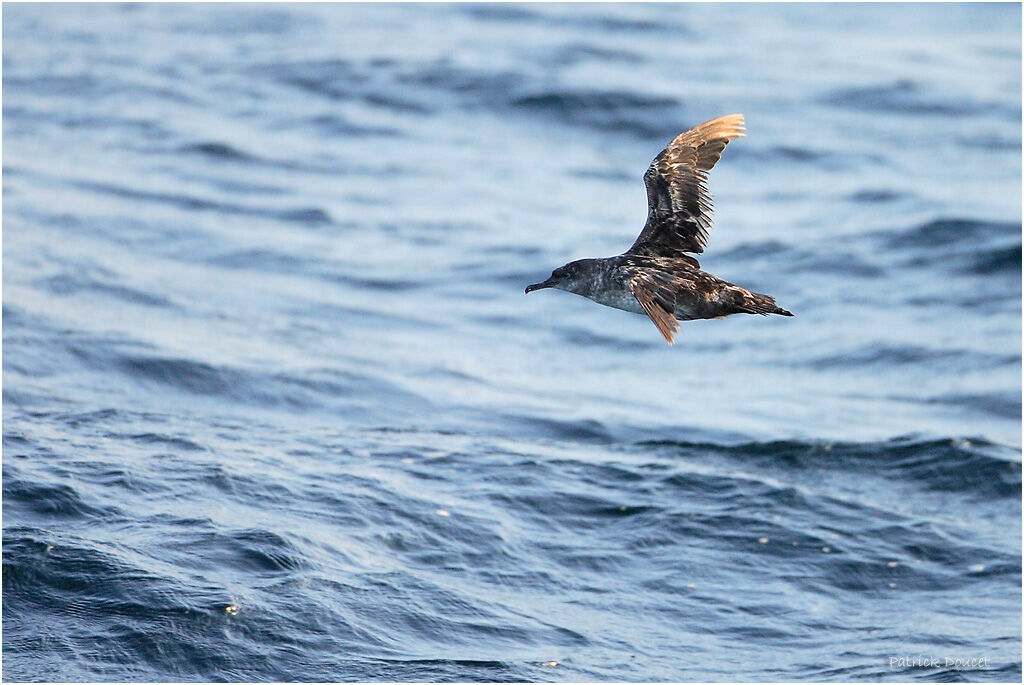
[627,113,745,258]
[626,269,680,345]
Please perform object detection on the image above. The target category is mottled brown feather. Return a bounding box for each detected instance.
[628,113,745,258]
[626,269,681,344]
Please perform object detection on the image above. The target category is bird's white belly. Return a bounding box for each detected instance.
[586,288,647,316]
[586,287,701,320]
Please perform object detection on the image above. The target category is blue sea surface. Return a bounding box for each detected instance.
[3,3,1021,682]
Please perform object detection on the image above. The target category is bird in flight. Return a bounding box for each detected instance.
[526,114,792,344]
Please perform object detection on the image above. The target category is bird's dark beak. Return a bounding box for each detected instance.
[525,279,553,294]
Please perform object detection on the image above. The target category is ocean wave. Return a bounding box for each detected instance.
[926,392,1023,422]
[847,188,904,203]
[395,60,524,100]
[884,217,1019,250]
[3,472,120,521]
[963,243,1022,276]
[36,273,177,309]
[803,343,1019,372]
[179,141,260,162]
[463,3,686,35]
[822,78,1016,117]
[108,355,428,414]
[510,89,679,138]
[638,436,1020,500]
[17,327,431,415]
[72,179,334,225]
[717,241,886,278]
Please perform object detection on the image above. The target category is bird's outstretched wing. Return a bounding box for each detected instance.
[627,113,745,258]
[626,268,680,344]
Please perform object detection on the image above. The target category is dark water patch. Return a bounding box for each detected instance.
[416,366,489,388]
[734,144,886,170]
[927,392,1022,421]
[205,247,311,273]
[507,88,684,138]
[3,533,162,606]
[569,167,632,182]
[36,273,176,308]
[491,267,551,287]
[848,188,904,203]
[550,43,645,66]
[2,429,33,449]
[255,58,435,114]
[172,7,300,36]
[954,132,1021,151]
[717,239,793,260]
[3,471,120,521]
[4,74,121,100]
[489,489,646,536]
[822,79,999,117]
[177,139,400,179]
[380,219,487,237]
[464,3,685,35]
[563,11,685,35]
[329,273,426,292]
[804,343,1019,373]
[511,89,678,129]
[792,251,885,278]
[462,4,546,23]
[479,242,545,258]
[884,217,1019,250]
[394,60,525,110]
[2,530,262,681]
[126,433,205,452]
[6,314,160,378]
[947,289,1022,313]
[291,300,442,332]
[773,145,824,162]
[304,113,400,138]
[73,179,334,226]
[198,175,288,196]
[179,141,258,162]
[827,437,1020,499]
[3,104,175,139]
[278,206,333,224]
[217,528,309,573]
[739,243,883,278]
[962,243,1022,276]
[357,657,521,683]
[560,326,660,351]
[52,339,428,415]
[6,73,196,107]
[643,436,1021,501]
[115,356,245,398]
[877,217,1022,284]
[273,368,429,408]
[362,92,432,114]
[11,207,192,252]
[55,407,135,428]
[503,414,614,443]
[257,57,366,100]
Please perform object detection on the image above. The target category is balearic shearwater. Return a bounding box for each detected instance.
[525,113,792,344]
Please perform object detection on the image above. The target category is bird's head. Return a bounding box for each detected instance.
[525,259,599,296]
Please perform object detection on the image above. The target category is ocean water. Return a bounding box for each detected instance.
[2,3,1021,682]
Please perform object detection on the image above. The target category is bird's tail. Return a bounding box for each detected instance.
[735,290,793,317]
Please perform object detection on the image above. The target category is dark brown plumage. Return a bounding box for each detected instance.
[526,114,792,344]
